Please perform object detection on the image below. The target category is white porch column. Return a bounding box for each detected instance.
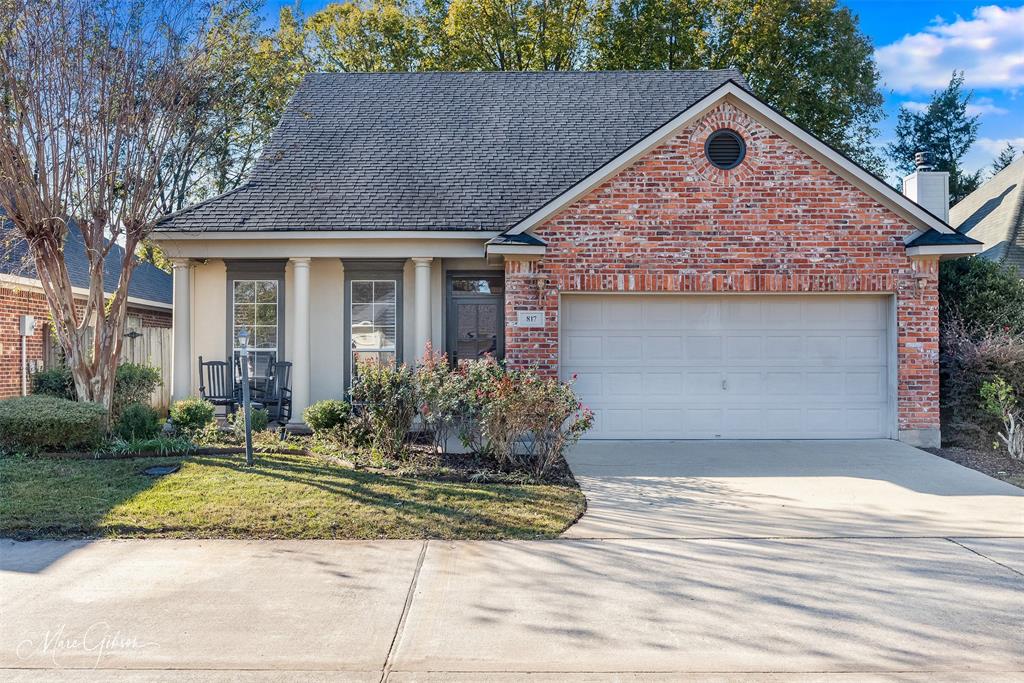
[412,257,433,362]
[170,258,192,402]
[289,257,311,425]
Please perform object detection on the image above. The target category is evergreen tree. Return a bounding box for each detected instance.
[992,143,1018,176]
[886,72,982,205]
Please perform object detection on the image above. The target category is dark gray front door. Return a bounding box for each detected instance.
[447,274,504,364]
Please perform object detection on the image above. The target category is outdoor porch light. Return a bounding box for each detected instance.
[236,327,254,466]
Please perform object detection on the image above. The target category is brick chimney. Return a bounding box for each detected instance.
[902,151,949,221]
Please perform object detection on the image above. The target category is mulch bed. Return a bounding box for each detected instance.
[926,445,1024,488]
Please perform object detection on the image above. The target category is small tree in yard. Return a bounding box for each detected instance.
[0,0,209,418]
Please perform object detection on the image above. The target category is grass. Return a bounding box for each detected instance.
[0,452,586,540]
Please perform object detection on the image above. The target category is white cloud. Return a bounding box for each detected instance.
[976,136,1024,155]
[899,96,1007,116]
[875,5,1024,92]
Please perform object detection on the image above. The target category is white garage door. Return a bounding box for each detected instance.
[561,295,892,439]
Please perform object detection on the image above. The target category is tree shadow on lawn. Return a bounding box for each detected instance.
[182,453,584,539]
[0,455,183,536]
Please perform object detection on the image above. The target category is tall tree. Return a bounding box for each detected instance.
[992,143,1018,176]
[438,0,589,71]
[0,0,208,413]
[886,72,982,205]
[308,0,423,72]
[588,0,885,174]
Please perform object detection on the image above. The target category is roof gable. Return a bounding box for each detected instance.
[501,81,962,242]
[155,70,747,234]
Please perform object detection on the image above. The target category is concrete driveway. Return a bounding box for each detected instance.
[564,439,1024,538]
[2,440,1022,680]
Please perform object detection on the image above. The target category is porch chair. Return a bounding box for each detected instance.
[261,360,293,425]
[198,356,237,415]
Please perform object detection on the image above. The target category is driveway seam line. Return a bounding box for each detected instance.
[380,539,428,683]
[945,537,1024,578]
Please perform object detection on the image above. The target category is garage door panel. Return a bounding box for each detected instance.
[725,336,762,361]
[643,372,684,395]
[764,337,804,360]
[846,335,884,361]
[564,335,603,362]
[605,336,643,360]
[644,336,683,359]
[686,336,722,361]
[563,294,892,440]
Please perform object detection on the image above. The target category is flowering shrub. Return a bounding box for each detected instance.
[415,345,461,453]
[480,369,593,479]
[350,359,418,461]
[453,355,504,455]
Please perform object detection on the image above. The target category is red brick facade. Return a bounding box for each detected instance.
[504,102,940,438]
[0,283,171,399]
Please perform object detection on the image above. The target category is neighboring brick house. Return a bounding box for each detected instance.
[152,72,979,447]
[1,219,172,399]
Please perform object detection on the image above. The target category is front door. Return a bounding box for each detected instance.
[447,274,505,364]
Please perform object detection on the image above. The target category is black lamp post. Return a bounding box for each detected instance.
[237,328,254,466]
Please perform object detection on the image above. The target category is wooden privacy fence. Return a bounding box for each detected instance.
[120,326,172,414]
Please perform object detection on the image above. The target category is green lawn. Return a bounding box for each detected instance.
[0,453,585,540]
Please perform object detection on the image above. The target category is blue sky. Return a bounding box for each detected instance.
[262,1,1023,177]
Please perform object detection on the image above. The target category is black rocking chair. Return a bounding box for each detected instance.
[198,356,237,415]
[260,361,293,425]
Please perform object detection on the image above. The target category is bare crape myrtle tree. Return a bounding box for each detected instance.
[0,0,211,417]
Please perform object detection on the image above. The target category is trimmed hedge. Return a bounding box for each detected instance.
[116,402,162,441]
[0,395,107,452]
[169,397,215,436]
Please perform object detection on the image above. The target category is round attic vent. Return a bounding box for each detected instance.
[704,129,746,170]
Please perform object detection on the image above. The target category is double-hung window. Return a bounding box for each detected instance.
[232,278,279,378]
[350,279,397,370]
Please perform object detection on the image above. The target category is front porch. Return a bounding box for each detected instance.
[166,246,507,423]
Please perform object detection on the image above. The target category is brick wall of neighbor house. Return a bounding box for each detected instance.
[504,102,941,439]
[0,285,49,398]
[0,284,173,399]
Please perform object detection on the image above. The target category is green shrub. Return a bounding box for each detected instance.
[980,375,1024,460]
[940,257,1024,336]
[415,348,461,453]
[31,367,75,399]
[169,397,215,437]
[29,362,161,422]
[0,395,106,452]
[228,407,269,441]
[116,402,161,441]
[112,363,161,421]
[941,322,1024,446]
[480,369,593,479]
[350,359,418,461]
[304,399,352,435]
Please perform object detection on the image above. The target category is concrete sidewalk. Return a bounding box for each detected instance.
[2,537,1022,680]
[3,441,1023,679]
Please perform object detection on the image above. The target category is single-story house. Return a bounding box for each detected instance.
[949,155,1024,272]
[153,71,981,447]
[0,218,173,399]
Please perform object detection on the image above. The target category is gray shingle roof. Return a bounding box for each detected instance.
[949,156,1024,271]
[155,70,747,233]
[906,229,982,248]
[1,217,172,305]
